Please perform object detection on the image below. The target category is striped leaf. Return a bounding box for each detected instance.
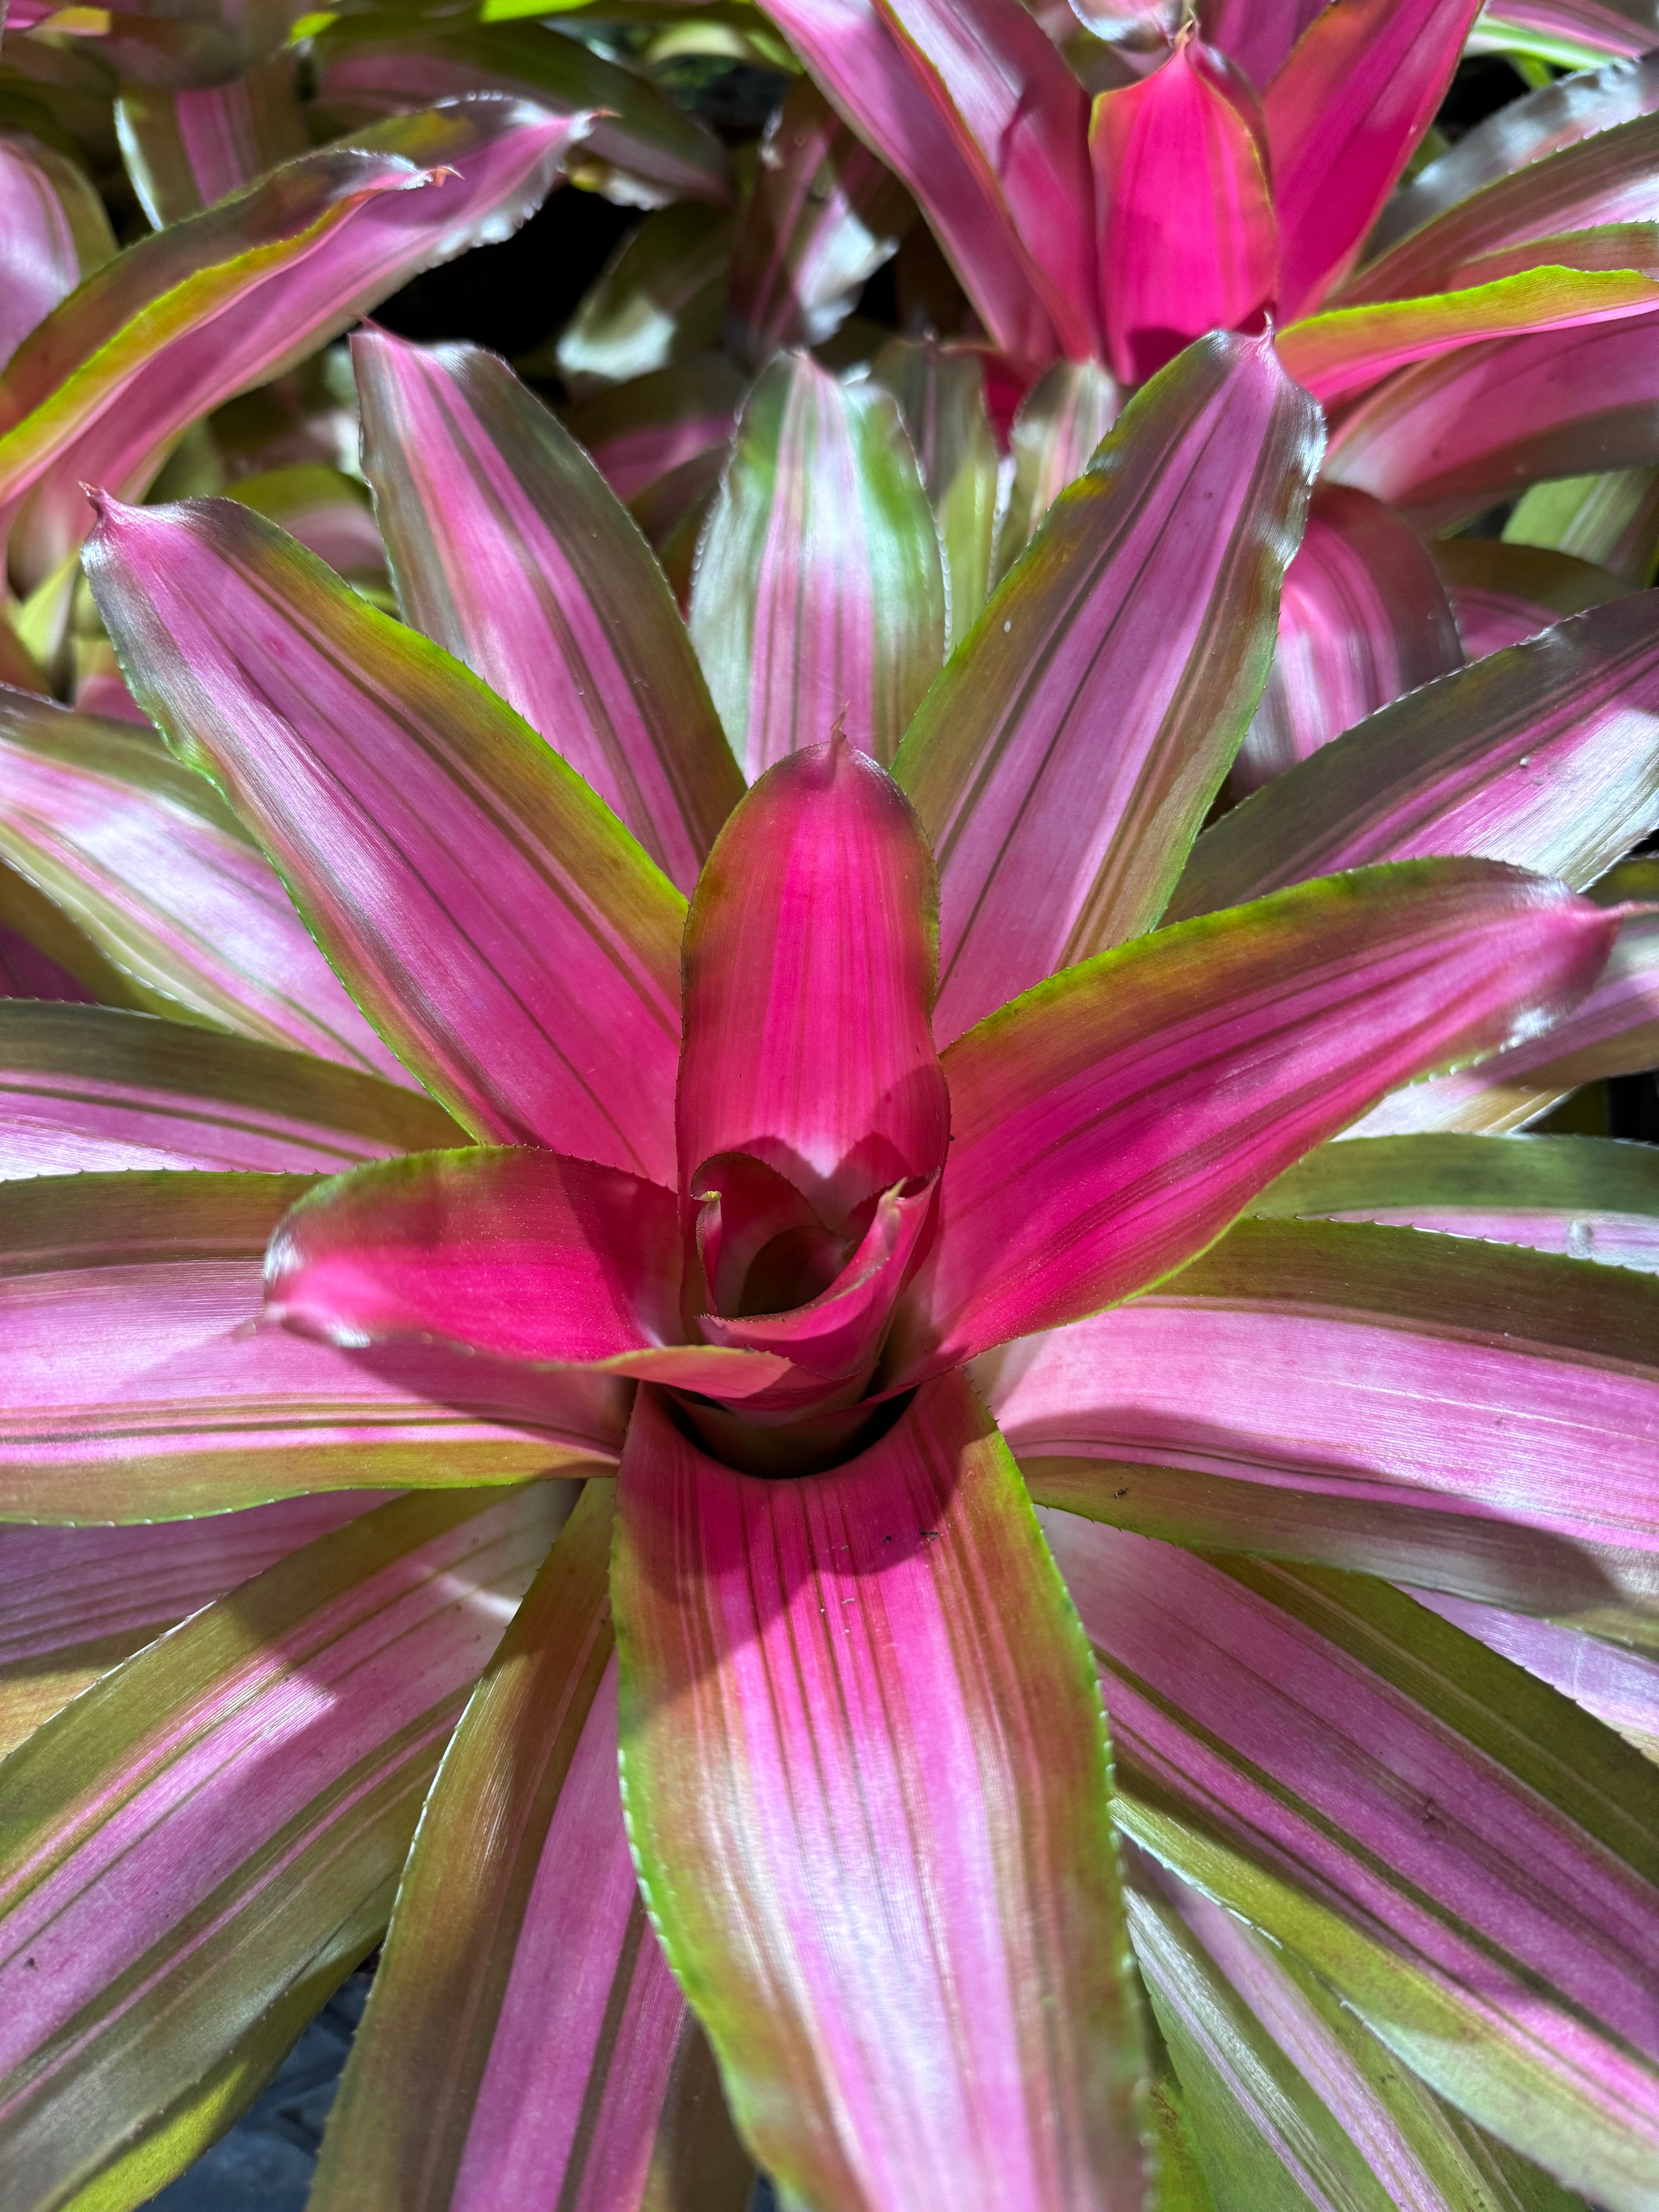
[613,1372,1146,2209]
[987,1216,1659,1633]
[0,1484,568,2212]
[896,332,1321,1044]
[0,688,407,1081]
[1432,538,1634,658]
[86,494,687,1182]
[0,1493,388,1758]
[992,359,1119,586]
[1048,1522,1659,2209]
[688,350,945,775]
[1171,594,1659,921]
[115,55,308,227]
[1254,1131,1659,1271]
[0,99,582,594]
[0,1004,463,1180]
[0,127,113,373]
[309,1481,753,2212]
[871,337,1000,650]
[0,1171,625,1521]
[1410,1590,1659,1763]
[354,330,740,896]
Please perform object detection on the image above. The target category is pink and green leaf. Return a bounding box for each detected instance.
[1261,0,1484,318]
[0,1170,625,1520]
[1173,594,1659,916]
[0,126,113,373]
[1278,263,1659,407]
[871,336,1001,648]
[1126,1855,1593,2212]
[991,358,1119,586]
[86,494,687,1181]
[1234,481,1463,795]
[1255,1129,1659,1271]
[988,1215,1659,1628]
[727,74,915,366]
[1432,536,1635,656]
[549,202,732,394]
[0,685,408,1080]
[353,330,741,896]
[308,1479,753,2212]
[1047,1521,1659,2206]
[115,55,308,228]
[612,1371,1147,2211]
[563,354,747,506]
[1410,1589,1659,1760]
[1504,464,1659,586]
[687,350,945,775]
[1348,899,1659,1135]
[755,0,1061,363]
[896,331,1322,1043]
[0,98,583,592]
[0,1002,462,1179]
[308,18,731,210]
[1091,39,1278,388]
[0,1483,568,2208]
[1348,95,1659,306]
[1471,0,1655,67]
[0,1490,389,1757]
[890,862,1621,1383]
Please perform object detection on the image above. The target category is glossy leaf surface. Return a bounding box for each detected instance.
[1175,594,1659,915]
[688,351,944,775]
[990,1216,1659,1627]
[1091,39,1277,388]
[0,127,113,373]
[891,862,1618,1384]
[0,1003,462,1179]
[1236,482,1462,794]
[897,333,1321,1043]
[614,1373,1145,2212]
[86,495,687,1181]
[551,203,731,394]
[0,686,407,1080]
[0,1171,624,1520]
[1050,1523,1659,2207]
[872,337,1000,649]
[0,1484,565,2209]
[1262,0,1483,317]
[1433,537,1634,656]
[992,359,1120,587]
[354,331,740,895]
[309,1481,753,2212]
[116,56,308,227]
[0,99,581,591]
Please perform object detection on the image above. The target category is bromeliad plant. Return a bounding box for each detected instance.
[4,317,1659,2212]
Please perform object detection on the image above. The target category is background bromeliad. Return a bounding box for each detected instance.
[1,2,1659,2209]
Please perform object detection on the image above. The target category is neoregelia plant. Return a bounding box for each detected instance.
[0,309,1656,2212]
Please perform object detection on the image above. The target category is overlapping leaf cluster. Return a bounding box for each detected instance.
[1,1,1659,2209]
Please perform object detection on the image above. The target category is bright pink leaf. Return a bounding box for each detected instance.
[564,356,746,506]
[117,57,308,227]
[988,1215,1659,1622]
[1410,1588,1659,1754]
[85,495,686,1180]
[1175,594,1659,912]
[887,862,1621,1384]
[1091,38,1278,386]
[265,1146,787,1401]
[612,1372,1146,2211]
[896,332,1322,1043]
[0,1003,463,1179]
[872,0,1100,358]
[755,0,1061,363]
[1046,1519,1659,2202]
[0,1170,625,1520]
[677,737,950,1230]
[353,330,740,896]
[0,98,582,593]
[1199,0,1328,90]
[1235,482,1463,793]
[1262,0,1484,318]
[1433,537,1635,657]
